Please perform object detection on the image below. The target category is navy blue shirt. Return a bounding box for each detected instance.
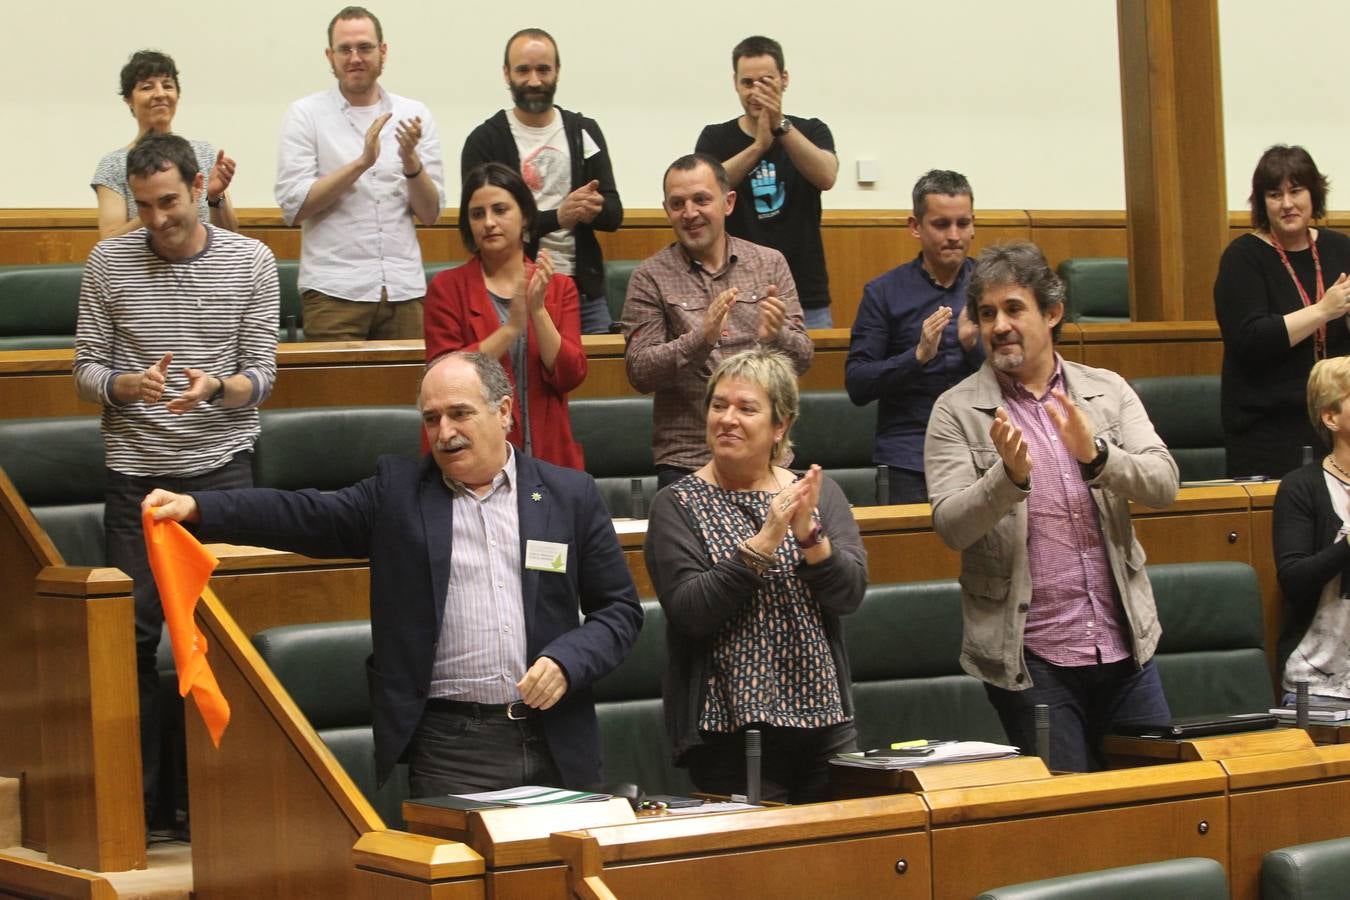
[845,254,984,470]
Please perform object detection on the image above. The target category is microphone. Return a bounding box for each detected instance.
[1034,704,1051,767]
[875,465,890,506]
[630,477,646,519]
[1296,680,1310,732]
[745,728,762,805]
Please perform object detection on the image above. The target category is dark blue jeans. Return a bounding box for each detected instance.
[406,702,563,797]
[684,721,857,804]
[885,467,929,505]
[104,451,254,827]
[983,652,1170,772]
[578,291,613,335]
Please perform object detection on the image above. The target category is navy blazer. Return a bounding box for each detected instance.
[192,452,643,787]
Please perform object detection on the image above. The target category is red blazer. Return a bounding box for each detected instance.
[425,256,587,469]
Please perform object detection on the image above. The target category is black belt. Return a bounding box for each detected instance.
[426,698,534,720]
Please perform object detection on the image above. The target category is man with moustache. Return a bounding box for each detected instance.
[623,153,812,487]
[924,242,1179,773]
[142,352,642,795]
[696,35,838,328]
[75,132,279,831]
[462,28,623,334]
[275,5,444,341]
[846,170,983,503]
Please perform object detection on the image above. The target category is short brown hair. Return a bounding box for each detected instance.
[1307,356,1350,448]
[1249,145,1329,231]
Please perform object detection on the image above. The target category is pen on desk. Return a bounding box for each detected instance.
[890,739,955,750]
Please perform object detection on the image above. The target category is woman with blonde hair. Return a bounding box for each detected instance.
[1273,355,1350,701]
[645,347,867,802]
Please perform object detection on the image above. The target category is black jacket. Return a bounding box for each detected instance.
[461,108,623,301]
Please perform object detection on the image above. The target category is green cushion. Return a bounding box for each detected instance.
[793,391,878,470]
[1263,836,1350,900]
[0,263,84,338]
[255,407,422,491]
[0,417,106,505]
[571,397,655,478]
[1129,376,1225,482]
[1058,258,1129,322]
[605,260,641,323]
[976,857,1227,899]
[33,503,106,567]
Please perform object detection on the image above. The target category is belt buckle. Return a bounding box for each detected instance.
[506,700,529,721]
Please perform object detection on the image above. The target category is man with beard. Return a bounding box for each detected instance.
[923,241,1179,773]
[622,153,812,488]
[275,5,444,341]
[845,170,983,504]
[696,36,838,328]
[461,28,623,334]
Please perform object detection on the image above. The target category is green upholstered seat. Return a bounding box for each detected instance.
[592,600,694,793]
[794,391,881,505]
[1058,257,1129,323]
[0,263,84,350]
[604,259,641,324]
[1129,375,1225,482]
[569,396,656,518]
[1150,561,1273,714]
[254,406,422,491]
[975,857,1227,899]
[1262,836,1350,900]
[0,416,106,565]
[845,580,1007,750]
[251,621,410,828]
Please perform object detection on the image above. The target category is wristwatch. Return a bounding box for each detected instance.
[797,519,826,550]
[207,376,227,406]
[771,118,793,138]
[1081,436,1109,478]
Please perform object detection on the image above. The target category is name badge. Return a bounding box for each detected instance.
[525,539,568,573]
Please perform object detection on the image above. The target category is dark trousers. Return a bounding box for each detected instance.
[983,651,1170,773]
[656,465,692,490]
[684,721,857,804]
[406,701,563,797]
[884,466,929,505]
[105,451,254,826]
[577,288,613,335]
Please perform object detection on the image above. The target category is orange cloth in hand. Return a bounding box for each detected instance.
[142,507,230,747]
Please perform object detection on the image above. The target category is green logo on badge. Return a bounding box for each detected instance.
[551,553,564,571]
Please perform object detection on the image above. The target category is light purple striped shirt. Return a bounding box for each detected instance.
[1000,359,1129,667]
[429,448,528,702]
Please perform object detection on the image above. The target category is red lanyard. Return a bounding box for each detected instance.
[1270,230,1326,360]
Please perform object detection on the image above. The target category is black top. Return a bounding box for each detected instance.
[696,115,835,309]
[1272,461,1350,680]
[1214,228,1350,478]
[461,108,623,301]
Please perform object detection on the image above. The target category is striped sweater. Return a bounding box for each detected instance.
[74,225,279,477]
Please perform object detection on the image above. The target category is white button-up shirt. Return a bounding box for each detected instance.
[275,85,445,302]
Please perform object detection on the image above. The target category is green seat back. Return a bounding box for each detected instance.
[1263,836,1350,900]
[255,407,422,491]
[1129,376,1225,482]
[0,263,84,348]
[976,857,1227,900]
[1058,258,1129,322]
[605,260,641,323]
[570,396,656,518]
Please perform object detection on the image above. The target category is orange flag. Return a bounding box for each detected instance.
[142,507,230,747]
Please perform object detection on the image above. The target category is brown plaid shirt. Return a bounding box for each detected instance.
[621,236,813,469]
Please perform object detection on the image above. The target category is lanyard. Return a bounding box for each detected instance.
[1270,230,1326,360]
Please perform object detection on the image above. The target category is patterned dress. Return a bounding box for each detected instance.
[668,477,848,734]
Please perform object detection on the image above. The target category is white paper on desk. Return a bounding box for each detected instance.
[453,785,611,805]
[830,741,1020,770]
[665,801,760,815]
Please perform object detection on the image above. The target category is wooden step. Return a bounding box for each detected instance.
[0,843,192,899]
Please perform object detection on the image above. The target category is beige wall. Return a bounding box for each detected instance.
[10,1,1345,213]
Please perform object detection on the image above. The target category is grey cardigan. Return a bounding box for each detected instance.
[923,359,1179,690]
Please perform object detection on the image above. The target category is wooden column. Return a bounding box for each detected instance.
[1117,0,1229,321]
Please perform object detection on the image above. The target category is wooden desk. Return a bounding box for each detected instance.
[551,796,932,900]
[402,798,635,900]
[831,755,1050,799]
[1223,743,1350,900]
[924,762,1229,899]
[1101,728,1313,767]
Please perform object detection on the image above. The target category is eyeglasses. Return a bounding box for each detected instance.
[333,43,379,57]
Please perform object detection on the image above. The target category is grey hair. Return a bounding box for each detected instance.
[911,169,973,221]
[964,241,1065,322]
[420,351,513,408]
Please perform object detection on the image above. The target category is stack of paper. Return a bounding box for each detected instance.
[1269,705,1350,723]
[831,741,1020,770]
[453,785,612,805]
